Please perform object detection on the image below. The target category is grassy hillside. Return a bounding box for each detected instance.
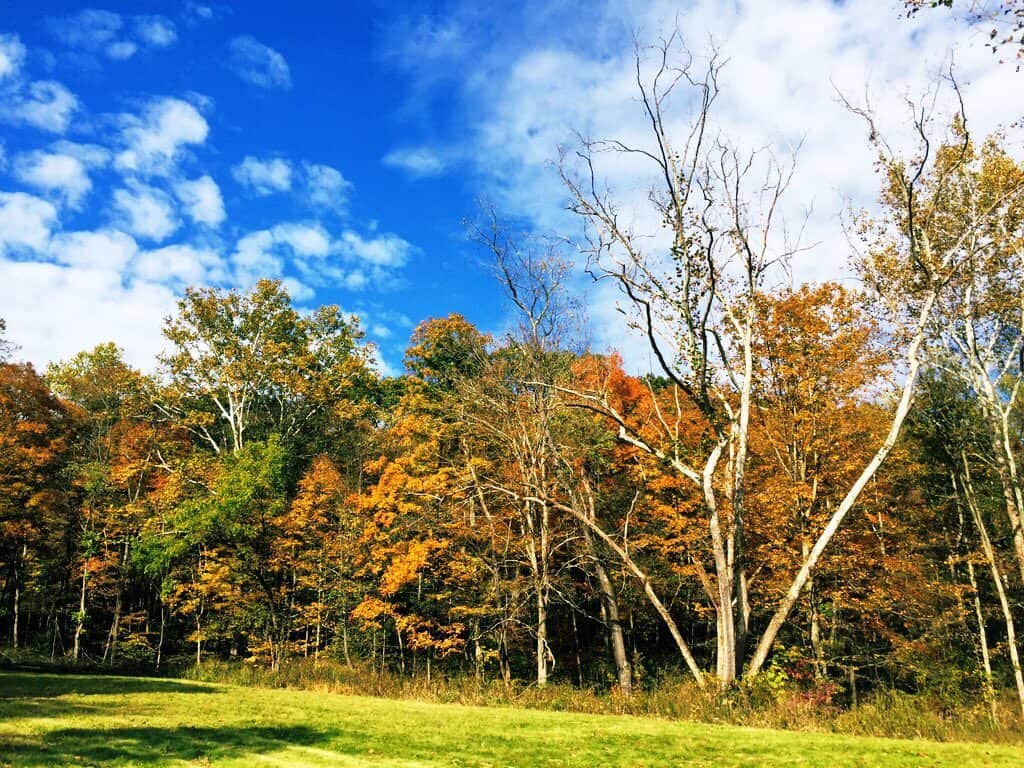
[0,671,1018,767]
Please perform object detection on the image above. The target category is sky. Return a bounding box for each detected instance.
[0,1,1021,375]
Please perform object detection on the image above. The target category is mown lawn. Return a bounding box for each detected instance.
[0,671,1018,767]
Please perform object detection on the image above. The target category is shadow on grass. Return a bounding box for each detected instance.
[0,672,220,727]
[0,671,217,699]
[0,724,325,767]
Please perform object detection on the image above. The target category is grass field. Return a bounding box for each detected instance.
[0,672,1020,767]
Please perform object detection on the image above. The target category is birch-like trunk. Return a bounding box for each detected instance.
[746,289,937,677]
[584,525,632,695]
[966,559,997,722]
[73,562,88,662]
[960,455,1024,720]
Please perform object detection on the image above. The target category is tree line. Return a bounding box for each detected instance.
[1,45,1023,718]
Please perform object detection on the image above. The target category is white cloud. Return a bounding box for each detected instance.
[339,231,414,267]
[116,97,209,174]
[0,192,58,254]
[112,183,179,241]
[232,156,292,194]
[282,276,315,302]
[14,151,92,207]
[50,140,111,168]
[0,34,26,80]
[0,258,177,369]
[305,163,352,212]
[227,36,292,90]
[175,175,225,226]
[5,81,79,133]
[50,229,138,271]
[134,16,178,48]
[383,147,448,178]
[229,222,384,291]
[230,222,330,284]
[133,243,224,285]
[233,229,283,282]
[273,222,331,256]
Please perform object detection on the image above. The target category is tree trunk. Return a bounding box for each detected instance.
[802,536,825,677]
[966,559,997,723]
[314,608,321,667]
[195,613,203,667]
[571,610,584,687]
[103,539,129,665]
[987,412,1024,586]
[12,543,27,650]
[582,513,632,696]
[103,587,122,665]
[12,577,20,651]
[961,457,1024,720]
[342,617,352,667]
[156,602,165,671]
[536,585,549,687]
[533,493,704,687]
[746,295,935,677]
[73,562,88,662]
[594,559,632,696]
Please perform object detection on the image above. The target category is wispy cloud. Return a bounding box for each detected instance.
[2,81,79,134]
[0,33,26,79]
[45,9,179,61]
[227,36,292,90]
[383,146,448,178]
[379,0,1024,370]
[134,16,178,48]
[304,162,352,212]
[183,2,215,25]
[46,9,124,53]
[339,231,414,268]
[232,156,292,195]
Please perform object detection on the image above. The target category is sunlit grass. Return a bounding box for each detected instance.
[0,671,1019,767]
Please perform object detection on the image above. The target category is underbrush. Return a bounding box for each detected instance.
[181,658,1024,745]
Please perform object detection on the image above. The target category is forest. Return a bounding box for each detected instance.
[2,34,1024,741]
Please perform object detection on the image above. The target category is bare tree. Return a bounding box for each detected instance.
[905,1,1024,68]
[558,34,800,685]
[463,214,581,688]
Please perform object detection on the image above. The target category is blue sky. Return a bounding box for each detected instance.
[0,0,509,373]
[0,1,1019,374]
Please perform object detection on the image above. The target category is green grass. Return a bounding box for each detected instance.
[0,671,1018,767]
